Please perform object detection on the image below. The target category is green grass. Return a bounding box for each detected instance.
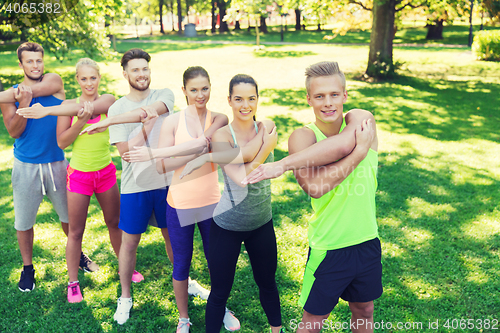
[0,39,499,332]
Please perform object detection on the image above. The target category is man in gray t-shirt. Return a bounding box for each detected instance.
[82,49,178,325]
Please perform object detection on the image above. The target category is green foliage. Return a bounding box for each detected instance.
[0,0,121,61]
[472,29,500,61]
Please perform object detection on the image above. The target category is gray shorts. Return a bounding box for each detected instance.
[12,157,69,231]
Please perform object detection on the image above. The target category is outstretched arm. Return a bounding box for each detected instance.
[16,94,115,119]
[242,109,375,184]
[179,121,268,178]
[57,102,94,149]
[291,118,377,199]
[0,73,64,103]
[80,100,169,135]
[195,120,277,186]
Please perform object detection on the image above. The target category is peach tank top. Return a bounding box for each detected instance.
[166,109,220,209]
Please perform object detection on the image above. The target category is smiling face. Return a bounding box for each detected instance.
[76,65,101,98]
[123,58,150,92]
[228,83,258,121]
[182,75,211,109]
[19,51,44,81]
[307,74,347,124]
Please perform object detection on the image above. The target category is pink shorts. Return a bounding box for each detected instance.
[67,163,117,196]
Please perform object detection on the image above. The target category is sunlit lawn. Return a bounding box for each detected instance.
[0,40,499,332]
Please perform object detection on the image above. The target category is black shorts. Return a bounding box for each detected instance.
[299,238,383,316]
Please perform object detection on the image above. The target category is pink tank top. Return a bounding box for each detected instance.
[166,109,220,209]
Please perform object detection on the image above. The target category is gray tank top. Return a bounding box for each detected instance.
[213,122,273,231]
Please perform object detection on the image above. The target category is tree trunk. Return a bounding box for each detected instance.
[169,0,175,31]
[211,0,216,33]
[317,23,321,31]
[366,0,396,78]
[219,1,229,32]
[235,19,241,30]
[426,19,444,40]
[0,78,4,92]
[177,0,183,33]
[295,9,301,30]
[260,15,268,33]
[468,0,474,47]
[255,20,260,46]
[185,0,189,23]
[159,0,165,34]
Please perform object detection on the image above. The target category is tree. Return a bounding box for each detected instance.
[160,0,165,33]
[219,0,230,32]
[226,0,274,45]
[0,0,120,60]
[348,0,426,78]
[177,0,183,33]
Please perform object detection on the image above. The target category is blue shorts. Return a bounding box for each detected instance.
[299,238,383,316]
[119,187,168,234]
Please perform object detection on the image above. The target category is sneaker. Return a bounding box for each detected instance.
[176,317,192,333]
[131,270,144,283]
[79,252,99,273]
[114,297,133,325]
[118,270,144,283]
[18,268,35,292]
[67,281,83,303]
[188,278,210,300]
[269,328,286,333]
[223,308,241,331]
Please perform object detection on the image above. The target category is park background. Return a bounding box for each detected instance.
[1,0,500,332]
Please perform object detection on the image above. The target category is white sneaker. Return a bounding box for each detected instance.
[223,308,241,331]
[176,317,192,333]
[114,297,133,325]
[187,278,210,300]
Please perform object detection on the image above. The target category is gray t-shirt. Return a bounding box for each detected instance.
[109,88,174,194]
[213,152,273,231]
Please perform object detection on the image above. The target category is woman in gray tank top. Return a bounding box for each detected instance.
[198,74,284,332]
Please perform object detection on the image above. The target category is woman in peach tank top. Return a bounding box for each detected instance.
[125,66,239,332]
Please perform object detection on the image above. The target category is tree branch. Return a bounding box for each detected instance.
[396,0,427,12]
[349,0,372,11]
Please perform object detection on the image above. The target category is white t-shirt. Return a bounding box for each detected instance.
[109,88,174,194]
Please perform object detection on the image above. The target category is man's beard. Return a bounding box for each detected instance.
[129,77,150,91]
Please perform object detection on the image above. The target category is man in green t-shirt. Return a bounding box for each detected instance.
[243,61,380,332]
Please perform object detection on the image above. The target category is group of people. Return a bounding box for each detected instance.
[0,42,382,333]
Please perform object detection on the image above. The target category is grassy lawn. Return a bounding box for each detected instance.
[0,39,499,332]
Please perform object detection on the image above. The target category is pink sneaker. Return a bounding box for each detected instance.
[131,270,144,283]
[67,281,83,303]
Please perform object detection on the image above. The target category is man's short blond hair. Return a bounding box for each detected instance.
[305,61,346,94]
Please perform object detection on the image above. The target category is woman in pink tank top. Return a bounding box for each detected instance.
[125,66,240,332]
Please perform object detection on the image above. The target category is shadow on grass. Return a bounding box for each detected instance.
[261,88,308,111]
[350,75,500,142]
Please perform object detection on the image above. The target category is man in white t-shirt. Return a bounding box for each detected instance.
[82,48,207,325]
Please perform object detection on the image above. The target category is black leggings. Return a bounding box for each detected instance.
[205,219,282,332]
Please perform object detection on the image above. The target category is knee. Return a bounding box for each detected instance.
[105,216,119,229]
[350,301,374,319]
[68,229,84,242]
[121,234,141,251]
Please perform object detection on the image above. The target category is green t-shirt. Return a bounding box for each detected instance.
[69,99,111,172]
[306,121,379,250]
